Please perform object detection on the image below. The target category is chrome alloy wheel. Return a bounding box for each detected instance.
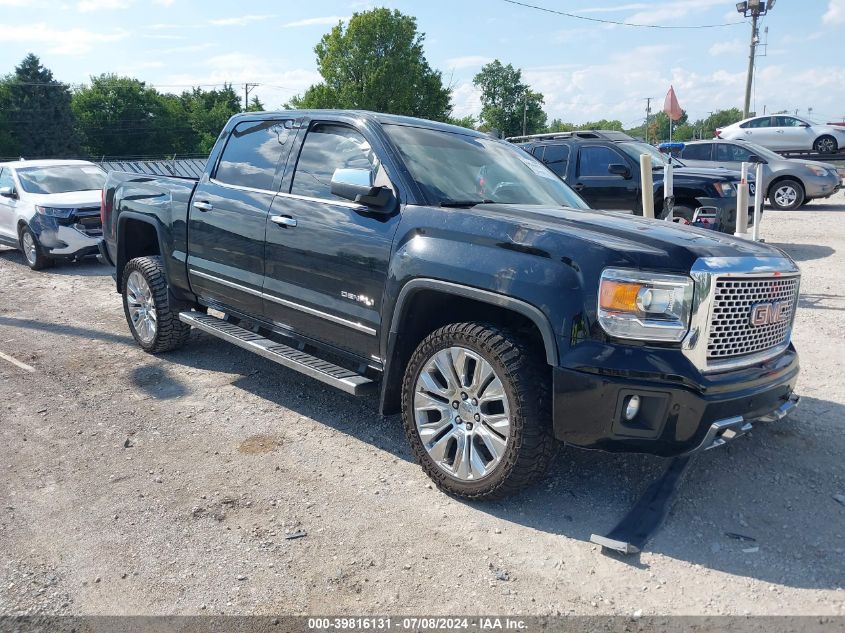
[125,270,157,344]
[774,184,799,208]
[21,231,37,265]
[413,346,511,481]
[816,137,835,154]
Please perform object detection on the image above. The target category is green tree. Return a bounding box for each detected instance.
[289,8,452,121]
[0,80,17,157]
[473,60,546,138]
[4,54,81,158]
[180,84,242,154]
[446,114,477,130]
[246,95,265,112]
[72,74,183,156]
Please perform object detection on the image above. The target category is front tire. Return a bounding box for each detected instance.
[401,323,556,500]
[19,226,53,271]
[813,135,838,155]
[122,256,191,353]
[768,179,805,210]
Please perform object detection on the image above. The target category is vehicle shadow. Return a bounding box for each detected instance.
[160,333,844,591]
[769,242,835,262]
[0,247,108,276]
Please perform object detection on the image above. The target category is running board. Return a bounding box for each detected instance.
[178,312,376,396]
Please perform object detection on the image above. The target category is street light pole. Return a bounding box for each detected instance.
[737,0,775,119]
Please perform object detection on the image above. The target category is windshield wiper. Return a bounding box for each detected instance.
[439,198,495,208]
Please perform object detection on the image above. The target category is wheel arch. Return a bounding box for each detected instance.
[767,175,805,198]
[379,279,558,415]
[115,213,164,291]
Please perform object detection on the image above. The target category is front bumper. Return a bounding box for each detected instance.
[30,214,101,259]
[552,344,799,457]
[803,173,841,199]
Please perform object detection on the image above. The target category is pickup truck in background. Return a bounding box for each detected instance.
[511,130,756,233]
[100,110,800,500]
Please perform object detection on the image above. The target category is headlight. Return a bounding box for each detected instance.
[806,165,829,177]
[713,181,737,197]
[598,268,693,342]
[35,206,74,218]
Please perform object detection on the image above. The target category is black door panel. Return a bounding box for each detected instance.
[574,144,638,210]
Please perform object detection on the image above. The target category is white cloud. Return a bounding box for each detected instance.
[209,14,276,27]
[450,83,482,119]
[823,0,845,25]
[709,39,744,56]
[281,16,348,28]
[627,0,736,25]
[445,55,493,70]
[77,0,131,11]
[0,23,128,55]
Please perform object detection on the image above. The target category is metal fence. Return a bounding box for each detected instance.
[0,155,208,179]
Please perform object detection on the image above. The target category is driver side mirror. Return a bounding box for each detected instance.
[330,168,393,210]
[748,154,768,165]
[0,186,17,199]
[607,163,631,179]
[799,122,810,128]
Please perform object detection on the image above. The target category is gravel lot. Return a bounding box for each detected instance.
[1,199,844,617]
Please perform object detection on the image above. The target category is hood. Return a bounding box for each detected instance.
[662,165,745,182]
[23,190,102,207]
[464,203,784,273]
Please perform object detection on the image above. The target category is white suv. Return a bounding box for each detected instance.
[716,115,845,155]
[0,160,106,270]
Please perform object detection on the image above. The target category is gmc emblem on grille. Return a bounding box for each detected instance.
[749,301,790,326]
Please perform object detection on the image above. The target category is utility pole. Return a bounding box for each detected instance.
[736,0,776,119]
[243,83,259,112]
[644,97,653,143]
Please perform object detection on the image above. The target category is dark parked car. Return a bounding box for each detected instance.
[679,139,842,210]
[100,111,800,500]
[512,130,755,232]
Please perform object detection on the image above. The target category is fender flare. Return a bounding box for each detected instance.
[389,278,558,365]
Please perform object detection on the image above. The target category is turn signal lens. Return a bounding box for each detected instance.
[600,281,642,312]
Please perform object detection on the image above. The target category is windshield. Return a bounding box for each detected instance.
[16,165,106,194]
[738,142,783,162]
[617,142,686,168]
[383,124,588,209]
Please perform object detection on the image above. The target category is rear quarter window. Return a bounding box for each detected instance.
[215,120,294,191]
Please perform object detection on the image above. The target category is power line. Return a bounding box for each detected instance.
[501,0,746,29]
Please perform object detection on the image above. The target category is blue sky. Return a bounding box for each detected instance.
[1,0,844,126]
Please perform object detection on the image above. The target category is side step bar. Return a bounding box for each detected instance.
[179,312,376,396]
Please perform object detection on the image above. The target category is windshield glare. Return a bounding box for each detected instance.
[617,142,684,167]
[383,124,588,209]
[16,165,106,195]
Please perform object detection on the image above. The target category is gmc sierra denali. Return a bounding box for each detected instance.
[100,110,800,500]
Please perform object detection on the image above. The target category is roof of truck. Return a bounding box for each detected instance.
[230,109,489,139]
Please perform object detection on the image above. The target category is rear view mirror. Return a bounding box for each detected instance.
[330,168,392,209]
[608,163,631,178]
[0,186,16,199]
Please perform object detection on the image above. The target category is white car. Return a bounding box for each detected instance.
[716,114,845,155]
[0,159,106,270]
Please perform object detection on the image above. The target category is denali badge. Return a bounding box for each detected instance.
[749,301,790,326]
[341,290,375,307]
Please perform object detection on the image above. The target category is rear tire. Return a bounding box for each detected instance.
[768,179,805,211]
[813,135,838,155]
[122,256,191,353]
[19,226,53,271]
[401,322,556,500]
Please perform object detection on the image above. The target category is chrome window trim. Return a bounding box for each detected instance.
[208,178,368,211]
[682,256,800,373]
[189,268,376,336]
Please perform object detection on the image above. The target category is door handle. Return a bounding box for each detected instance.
[193,200,213,212]
[573,183,585,191]
[271,215,297,228]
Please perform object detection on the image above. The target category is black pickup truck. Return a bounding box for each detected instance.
[100,110,800,500]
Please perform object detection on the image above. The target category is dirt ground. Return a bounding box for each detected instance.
[1,199,844,617]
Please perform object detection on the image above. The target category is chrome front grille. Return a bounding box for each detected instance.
[707,275,799,361]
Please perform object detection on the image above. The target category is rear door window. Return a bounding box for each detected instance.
[540,144,570,177]
[577,145,624,178]
[741,117,772,129]
[290,123,379,202]
[681,144,712,160]
[215,120,294,191]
